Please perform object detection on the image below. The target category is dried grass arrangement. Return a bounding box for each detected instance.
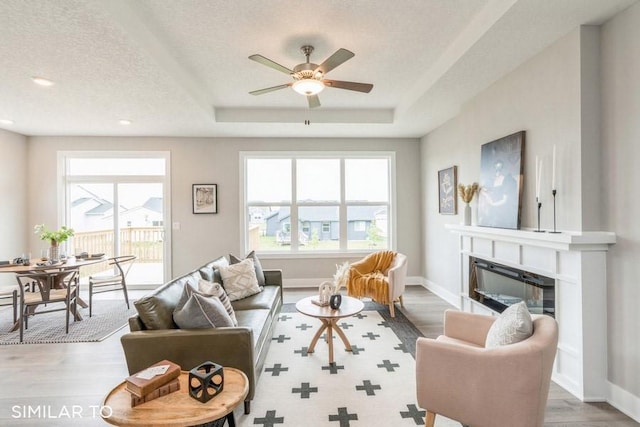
[458,183,479,204]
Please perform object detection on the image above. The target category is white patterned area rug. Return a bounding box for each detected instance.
[0,299,136,344]
[236,304,460,427]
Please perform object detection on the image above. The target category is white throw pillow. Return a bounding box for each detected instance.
[218,258,262,301]
[485,301,533,348]
[198,279,238,326]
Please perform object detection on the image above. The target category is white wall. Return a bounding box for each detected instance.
[601,1,640,400]
[0,129,27,287]
[26,136,422,282]
[421,27,583,303]
[421,8,640,419]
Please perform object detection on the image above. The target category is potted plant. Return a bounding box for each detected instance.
[34,224,74,261]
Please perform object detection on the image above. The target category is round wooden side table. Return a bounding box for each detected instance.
[295,295,365,365]
[102,367,248,427]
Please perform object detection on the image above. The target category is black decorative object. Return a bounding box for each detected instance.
[189,362,224,403]
[329,294,342,309]
[534,198,545,233]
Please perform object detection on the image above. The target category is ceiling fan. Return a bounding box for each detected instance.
[248,45,373,108]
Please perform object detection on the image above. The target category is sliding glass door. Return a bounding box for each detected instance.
[61,152,170,286]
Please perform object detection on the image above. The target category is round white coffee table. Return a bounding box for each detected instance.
[295,295,365,365]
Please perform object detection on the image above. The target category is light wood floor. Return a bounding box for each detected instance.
[0,286,636,426]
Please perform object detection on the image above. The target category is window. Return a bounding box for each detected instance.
[242,152,394,254]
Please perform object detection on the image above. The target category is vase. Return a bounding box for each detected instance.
[49,242,60,262]
[329,294,342,309]
[463,203,471,226]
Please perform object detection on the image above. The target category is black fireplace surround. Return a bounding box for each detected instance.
[469,257,555,317]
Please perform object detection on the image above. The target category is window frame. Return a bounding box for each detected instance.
[240,151,396,257]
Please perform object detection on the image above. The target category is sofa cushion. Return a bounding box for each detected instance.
[234,308,271,349]
[173,291,234,329]
[134,271,203,330]
[219,258,262,301]
[231,285,281,312]
[198,256,229,283]
[198,279,238,326]
[230,251,265,286]
[485,301,533,348]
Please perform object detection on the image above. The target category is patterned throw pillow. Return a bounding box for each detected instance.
[198,279,238,326]
[230,250,265,286]
[173,292,234,329]
[218,258,262,301]
[485,301,533,348]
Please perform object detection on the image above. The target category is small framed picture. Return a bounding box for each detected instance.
[193,184,218,214]
[438,166,457,215]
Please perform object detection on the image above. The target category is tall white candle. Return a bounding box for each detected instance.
[535,155,540,199]
[537,160,543,200]
[552,145,556,190]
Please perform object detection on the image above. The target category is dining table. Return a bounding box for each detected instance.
[0,255,107,332]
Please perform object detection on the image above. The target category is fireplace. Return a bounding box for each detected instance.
[447,224,615,401]
[469,257,555,317]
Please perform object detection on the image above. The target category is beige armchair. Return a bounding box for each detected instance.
[348,251,408,317]
[416,309,558,427]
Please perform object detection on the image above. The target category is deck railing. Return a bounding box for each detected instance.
[72,227,163,278]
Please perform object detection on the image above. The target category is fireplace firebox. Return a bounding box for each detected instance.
[469,257,555,317]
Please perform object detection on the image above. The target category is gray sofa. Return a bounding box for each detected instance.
[120,256,282,414]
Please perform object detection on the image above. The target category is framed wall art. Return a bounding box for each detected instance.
[193,184,218,214]
[477,131,525,229]
[438,166,457,215]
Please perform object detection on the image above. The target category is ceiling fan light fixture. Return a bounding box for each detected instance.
[292,78,325,96]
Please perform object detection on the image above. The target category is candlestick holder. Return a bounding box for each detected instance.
[534,198,545,232]
[549,189,561,234]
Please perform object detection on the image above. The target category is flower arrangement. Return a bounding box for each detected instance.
[34,224,75,245]
[457,182,479,204]
[333,261,350,293]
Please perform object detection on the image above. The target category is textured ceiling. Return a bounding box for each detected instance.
[0,0,636,138]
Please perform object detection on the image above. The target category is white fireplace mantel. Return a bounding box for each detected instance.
[446,224,616,402]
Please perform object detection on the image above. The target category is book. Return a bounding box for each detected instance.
[130,378,180,407]
[125,359,181,398]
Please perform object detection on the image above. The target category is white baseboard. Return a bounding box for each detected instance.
[421,278,460,309]
[608,381,640,422]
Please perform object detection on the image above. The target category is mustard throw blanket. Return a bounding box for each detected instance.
[347,250,396,304]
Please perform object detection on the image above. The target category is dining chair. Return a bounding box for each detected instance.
[88,255,136,316]
[15,269,80,342]
[0,285,18,324]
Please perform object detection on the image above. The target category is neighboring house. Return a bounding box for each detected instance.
[264,206,386,243]
[107,197,163,228]
[71,187,163,231]
[69,186,114,231]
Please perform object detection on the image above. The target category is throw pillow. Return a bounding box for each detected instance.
[485,301,533,348]
[218,258,262,301]
[230,251,265,286]
[198,278,238,326]
[173,292,234,329]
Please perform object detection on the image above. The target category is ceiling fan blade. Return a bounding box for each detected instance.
[315,48,354,74]
[323,79,373,93]
[307,95,321,108]
[249,84,291,96]
[249,54,293,75]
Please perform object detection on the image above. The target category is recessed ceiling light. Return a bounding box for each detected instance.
[32,76,55,86]
[119,119,132,125]
[0,119,14,125]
